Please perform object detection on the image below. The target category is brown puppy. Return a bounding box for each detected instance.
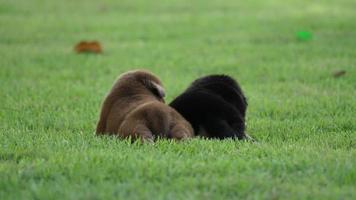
[96,70,194,142]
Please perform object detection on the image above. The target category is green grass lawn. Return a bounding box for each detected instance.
[1,0,355,199]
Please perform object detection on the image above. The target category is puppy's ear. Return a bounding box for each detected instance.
[151,81,166,99]
[144,80,165,100]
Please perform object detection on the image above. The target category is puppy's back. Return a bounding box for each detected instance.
[169,74,247,139]
[188,75,247,115]
[96,70,161,135]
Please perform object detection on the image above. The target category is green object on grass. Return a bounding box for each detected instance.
[296,31,313,41]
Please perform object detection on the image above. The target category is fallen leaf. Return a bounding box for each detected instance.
[332,70,346,78]
[74,41,102,54]
[333,70,346,78]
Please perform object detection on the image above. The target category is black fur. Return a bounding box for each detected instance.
[169,75,249,140]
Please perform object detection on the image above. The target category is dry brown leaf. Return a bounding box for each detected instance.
[332,70,346,78]
[74,41,102,54]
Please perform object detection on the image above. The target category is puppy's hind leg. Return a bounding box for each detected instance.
[202,118,238,139]
[169,124,192,140]
[118,120,154,143]
[230,122,255,141]
[168,111,194,140]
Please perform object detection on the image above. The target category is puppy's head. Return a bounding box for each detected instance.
[117,70,165,102]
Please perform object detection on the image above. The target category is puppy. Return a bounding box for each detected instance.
[96,70,194,142]
[169,75,252,140]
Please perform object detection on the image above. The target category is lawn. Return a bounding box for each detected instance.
[0,0,355,199]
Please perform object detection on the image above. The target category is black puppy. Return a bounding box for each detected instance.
[170,75,252,140]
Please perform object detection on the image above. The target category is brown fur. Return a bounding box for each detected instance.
[96,70,194,141]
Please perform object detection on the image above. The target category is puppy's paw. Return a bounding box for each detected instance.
[130,130,155,143]
[170,130,191,140]
[241,133,256,142]
[119,122,155,143]
[140,134,155,143]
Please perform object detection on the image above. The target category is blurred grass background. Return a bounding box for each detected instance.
[0,0,355,199]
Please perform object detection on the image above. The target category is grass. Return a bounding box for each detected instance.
[0,0,355,199]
